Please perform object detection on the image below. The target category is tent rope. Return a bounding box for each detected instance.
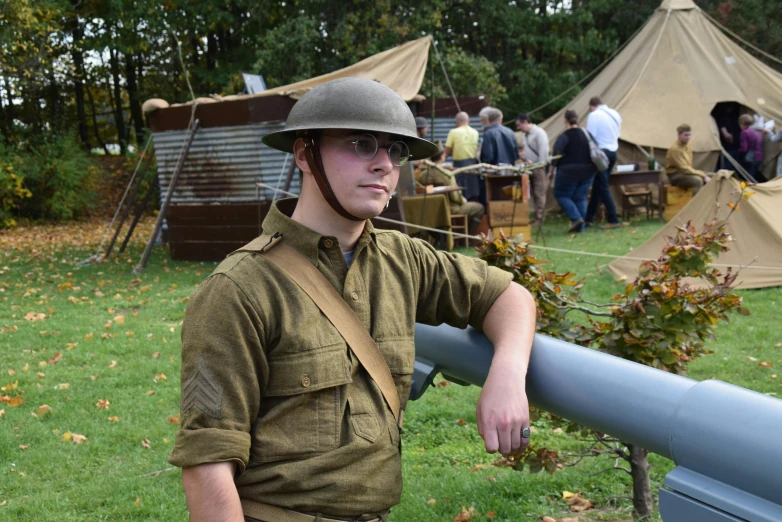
[253,182,781,272]
[697,8,782,67]
[522,17,650,117]
[431,38,460,113]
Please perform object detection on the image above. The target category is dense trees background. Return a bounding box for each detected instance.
[1,0,780,151]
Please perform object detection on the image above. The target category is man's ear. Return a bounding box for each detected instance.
[293,138,311,175]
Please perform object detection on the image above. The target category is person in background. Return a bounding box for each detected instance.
[549,110,597,233]
[417,141,485,234]
[445,111,481,202]
[415,116,429,139]
[584,96,622,229]
[665,123,710,195]
[764,126,782,178]
[738,114,764,181]
[479,108,518,205]
[516,113,549,226]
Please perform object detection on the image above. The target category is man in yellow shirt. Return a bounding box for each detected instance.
[445,111,481,202]
[665,124,711,195]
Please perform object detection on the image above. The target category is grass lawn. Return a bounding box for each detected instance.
[1,214,779,521]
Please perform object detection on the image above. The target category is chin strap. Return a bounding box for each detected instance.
[303,136,363,222]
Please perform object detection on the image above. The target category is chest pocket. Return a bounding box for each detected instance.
[251,342,352,463]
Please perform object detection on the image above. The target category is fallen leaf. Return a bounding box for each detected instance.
[568,494,593,512]
[541,517,557,522]
[108,416,120,422]
[454,505,475,522]
[134,497,141,506]
[154,373,167,382]
[436,381,450,387]
[145,390,155,396]
[471,464,487,472]
[7,369,15,376]
[114,314,125,325]
[759,361,773,368]
[18,444,29,450]
[96,399,110,410]
[562,491,575,500]
[167,414,180,424]
[141,439,150,449]
[108,360,117,368]
[85,333,93,341]
[48,352,63,364]
[37,404,52,416]
[151,352,161,359]
[456,418,467,426]
[65,343,78,350]
[1,381,18,392]
[57,383,70,390]
[24,312,47,322]
[747,356,758,362]
[7,396,24,407]
[36,372,45,379]
[0,409,5,417]
[71,433,87,444]
[426,498,436,506]
[485,512,496,519]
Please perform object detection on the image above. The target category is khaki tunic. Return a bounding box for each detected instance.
[169,199,513,516]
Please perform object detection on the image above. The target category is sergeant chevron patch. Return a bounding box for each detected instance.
[181,354,223,418]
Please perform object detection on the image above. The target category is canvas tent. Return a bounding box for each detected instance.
[539,0,782,173]
[606,171,782,289]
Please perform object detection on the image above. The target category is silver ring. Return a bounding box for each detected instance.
[521,427,531,439]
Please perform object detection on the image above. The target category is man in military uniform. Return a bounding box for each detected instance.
[170,78,536,522]
[416,141,485,235]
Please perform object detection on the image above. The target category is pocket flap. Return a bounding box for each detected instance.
[265,343,351,397]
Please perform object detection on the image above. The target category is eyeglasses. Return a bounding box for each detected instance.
[322,133,411,167]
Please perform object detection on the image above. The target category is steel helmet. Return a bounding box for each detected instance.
[263,77,438,160]
[263,78,439,221]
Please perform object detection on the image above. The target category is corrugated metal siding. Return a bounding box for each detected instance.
[151,116,483,207]
[152,123,298,205]
[429,115,483,146]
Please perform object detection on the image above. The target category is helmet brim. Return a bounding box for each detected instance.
[263,127,440,161]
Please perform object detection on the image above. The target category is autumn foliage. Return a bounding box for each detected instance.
[476,186,751,517]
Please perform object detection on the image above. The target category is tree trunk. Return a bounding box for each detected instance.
[85,77,109,155]
[69,1,89,149]
[125,52,145,145]
[628,444,653,520]
[109,46,127,155]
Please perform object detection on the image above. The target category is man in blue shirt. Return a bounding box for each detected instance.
[480,108,520,168]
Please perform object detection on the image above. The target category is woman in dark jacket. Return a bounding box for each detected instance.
[550,110,597,232]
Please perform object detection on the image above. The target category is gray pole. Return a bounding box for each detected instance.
[412,324,782,521]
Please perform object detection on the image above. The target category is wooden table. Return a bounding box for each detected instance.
[608,170,664,221]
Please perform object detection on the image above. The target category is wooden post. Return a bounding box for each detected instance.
[132,119,200,274]
[104,151,153,258]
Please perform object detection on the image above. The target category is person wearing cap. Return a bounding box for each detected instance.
[414,116,429,139]
[169,77,536,522]
[416,141,485,235]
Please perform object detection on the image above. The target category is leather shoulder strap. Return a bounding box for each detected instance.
[252,235,403,426]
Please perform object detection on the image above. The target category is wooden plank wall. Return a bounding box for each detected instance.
[166,202,269,261]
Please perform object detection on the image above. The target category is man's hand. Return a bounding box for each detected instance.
[705,175,712,183]
[476,352,530,458]
[477,282,536,459]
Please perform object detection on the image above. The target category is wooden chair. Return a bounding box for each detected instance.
[450,214,469,248]
[620,185,653,221]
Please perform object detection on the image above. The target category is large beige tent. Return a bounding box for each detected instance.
[540,0,782,172]
[607,171,782,289]
[155,36,432,109]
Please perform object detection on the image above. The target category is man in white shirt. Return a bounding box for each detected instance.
[585,96,622,229]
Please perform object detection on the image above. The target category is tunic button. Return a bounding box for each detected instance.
[301,376,311,388]
[351,292,359,301]
[324,239,334,248]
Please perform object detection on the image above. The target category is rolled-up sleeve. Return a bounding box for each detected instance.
[169,274,267,473]
[409,238,513,331]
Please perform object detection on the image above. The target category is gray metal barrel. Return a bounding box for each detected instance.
[412,324,782,521]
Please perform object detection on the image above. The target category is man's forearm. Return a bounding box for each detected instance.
[182,462,244,522]
[482,282,536,370]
